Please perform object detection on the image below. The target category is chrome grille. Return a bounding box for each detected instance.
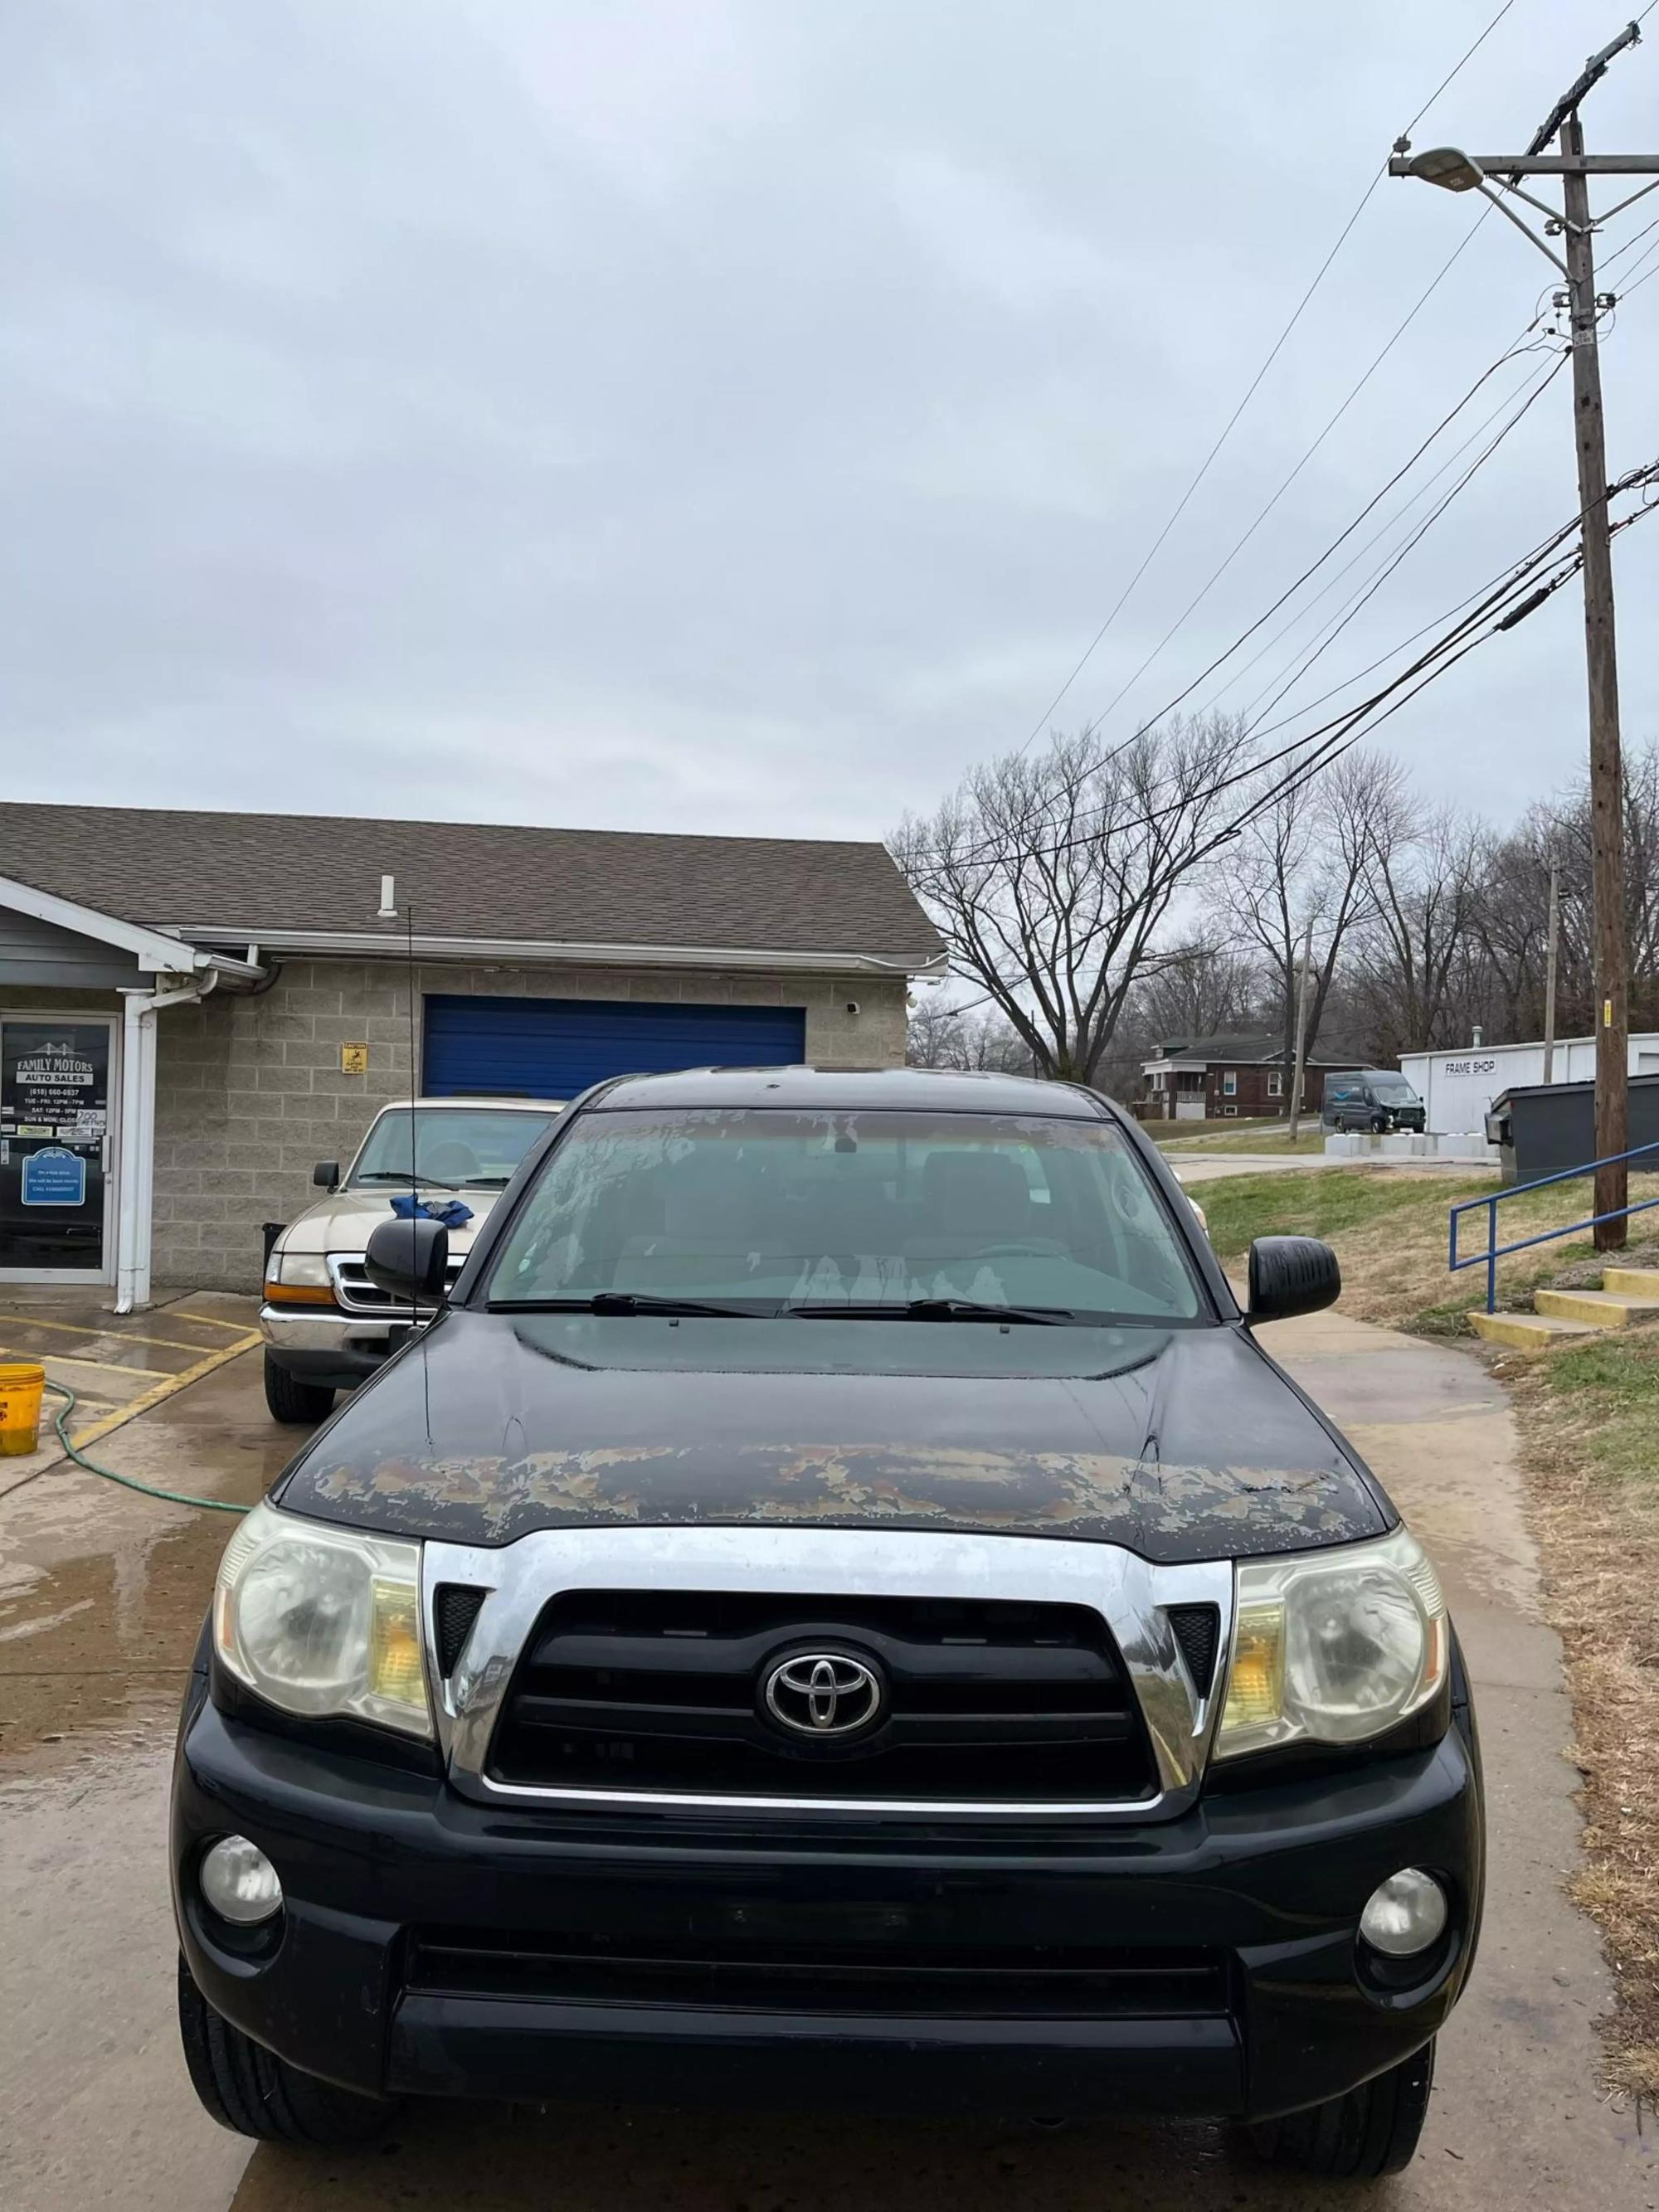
[328,1251,465,1316]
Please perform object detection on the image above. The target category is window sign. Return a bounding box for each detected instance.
[21,1145,86,1207]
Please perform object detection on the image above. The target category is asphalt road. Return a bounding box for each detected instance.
[0,1306,1651,2210]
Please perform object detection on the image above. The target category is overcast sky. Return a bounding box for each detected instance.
[2,1,1655,844]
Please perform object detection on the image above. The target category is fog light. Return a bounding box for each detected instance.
[1360,1867,1447,1957]
[199,1835,284,1926]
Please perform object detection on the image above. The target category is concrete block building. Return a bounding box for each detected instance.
[0,804,943,1302]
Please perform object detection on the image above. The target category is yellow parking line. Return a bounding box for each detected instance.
[0,1310,232,1354]
[167,1310,260,1332]
[66,1334,262,1451]
[0,1346,174,1379]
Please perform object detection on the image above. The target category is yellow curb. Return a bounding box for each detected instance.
[1469,1310,1597,1351]
[1534,1287,1652,1326]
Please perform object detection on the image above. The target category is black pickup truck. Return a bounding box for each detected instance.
[173,1067,1481,2183]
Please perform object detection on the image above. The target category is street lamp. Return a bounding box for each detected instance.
[1406,146,1486,192]
[1403,143,1572,274]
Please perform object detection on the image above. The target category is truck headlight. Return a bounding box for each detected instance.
[1214,1526,1447,1760]
[213,1500,431,1737]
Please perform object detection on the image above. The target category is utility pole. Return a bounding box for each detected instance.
[1287,916,1315,1143]
[1542,855,1561,1086]
[1391,19,1652,1249]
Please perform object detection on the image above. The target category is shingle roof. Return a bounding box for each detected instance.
[0,802,943,965]
[1151,1031,1364,1066]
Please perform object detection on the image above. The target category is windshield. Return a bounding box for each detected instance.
[1367,1078,1419,1102]
[349,1106,558,1190]
[485,1108,1204,1324]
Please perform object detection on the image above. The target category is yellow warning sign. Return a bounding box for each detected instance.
[340,1042,369,1075]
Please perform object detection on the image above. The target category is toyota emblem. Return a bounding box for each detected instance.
[763,1650,883,1738]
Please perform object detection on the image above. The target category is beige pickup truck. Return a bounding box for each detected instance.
[260,1096,562,1422]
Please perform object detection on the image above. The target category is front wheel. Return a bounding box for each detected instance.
[177,1955,397,2145]
[1246,2038,1434,2180]
[263,1351,336,1426]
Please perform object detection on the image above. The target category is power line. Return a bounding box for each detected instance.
[925,322,1569,873]
[907,460,1659,882]
[1194,344,1560,718]
[1078,206,1498,739]
[1230,352,1567,732]
[1003,172,1383,760]
[1000,0,1527,761]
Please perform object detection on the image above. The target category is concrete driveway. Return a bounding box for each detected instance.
[0,1310,1648,2210]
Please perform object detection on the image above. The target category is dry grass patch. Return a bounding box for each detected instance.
[1506,1328,1659,2099]
[1194,1165,1659,1334]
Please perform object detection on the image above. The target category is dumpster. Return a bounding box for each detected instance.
[1486,1072,1659,1184]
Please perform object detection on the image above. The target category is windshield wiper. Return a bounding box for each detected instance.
[786,1297,1072,1326]
[489,1292,756,1319]
[354,1171,447,1187]
[460,1175,513,1189]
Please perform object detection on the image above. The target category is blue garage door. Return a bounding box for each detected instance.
[422,993,806,1099]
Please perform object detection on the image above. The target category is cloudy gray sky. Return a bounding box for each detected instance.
[2,1,1655,843]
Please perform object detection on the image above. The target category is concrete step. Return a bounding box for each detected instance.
[1534,1286,1659,1328]
[1469,1309,1601,1351]
[1600,1266,1659,1298]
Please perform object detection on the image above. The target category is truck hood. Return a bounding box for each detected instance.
[275,1186,502,1256]
[277,1308,1391,1565]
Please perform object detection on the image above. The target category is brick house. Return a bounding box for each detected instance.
[0,803,943,1303]
[1139,1032,1364,1121]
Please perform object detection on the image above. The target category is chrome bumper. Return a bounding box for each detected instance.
[259,1305,409,1358]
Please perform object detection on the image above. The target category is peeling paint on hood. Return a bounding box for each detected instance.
[274,1310,1392,1563]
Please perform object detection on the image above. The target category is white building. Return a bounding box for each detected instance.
[1400,1033,1659,1135]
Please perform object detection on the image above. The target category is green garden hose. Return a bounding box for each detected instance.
[41,1378,247,1514]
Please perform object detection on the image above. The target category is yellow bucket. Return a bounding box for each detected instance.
[0,1362,46,1456]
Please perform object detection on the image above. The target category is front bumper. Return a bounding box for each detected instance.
[173,1693,1482,2122]
[260,1305,409,1388]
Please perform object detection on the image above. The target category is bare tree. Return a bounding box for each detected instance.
[1350,805,1488,1057]
[906,996,1034,1073]
[893,715,1256,1085]
[1131,935,1262,1041]
[1221,748,1404,1071]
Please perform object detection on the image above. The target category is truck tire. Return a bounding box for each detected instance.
[1247,2038,1434,2179]
[178,1955,397,2145]
[263,1351,335,1426]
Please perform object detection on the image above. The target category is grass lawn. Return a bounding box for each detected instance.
[1194,1164,1659,1333]
[1509,1328,1659,2096]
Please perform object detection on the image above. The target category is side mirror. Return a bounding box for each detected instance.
[1247,1235,1340,1325]
[313,1160,341,1191]
[363,1216,450,1305]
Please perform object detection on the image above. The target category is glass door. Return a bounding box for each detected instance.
[0,1018,116,1281]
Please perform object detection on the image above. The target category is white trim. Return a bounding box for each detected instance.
[0,873,232,977]
[178,927,946,978]
[114,976,218,1310]
[0,874,265,980]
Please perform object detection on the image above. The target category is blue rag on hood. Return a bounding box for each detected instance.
[387,1192,474,1229]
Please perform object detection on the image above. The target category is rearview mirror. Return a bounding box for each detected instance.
[363,1216,450,1305]
[312,1160,341,1191]
[1247,1235,1340,1325]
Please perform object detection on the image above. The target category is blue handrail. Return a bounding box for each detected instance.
[1449,1137,1659,1312]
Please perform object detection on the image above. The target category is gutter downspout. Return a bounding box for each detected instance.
[114,972,219,1314]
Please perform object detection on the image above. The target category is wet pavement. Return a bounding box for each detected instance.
[1,1307,1652,2210]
